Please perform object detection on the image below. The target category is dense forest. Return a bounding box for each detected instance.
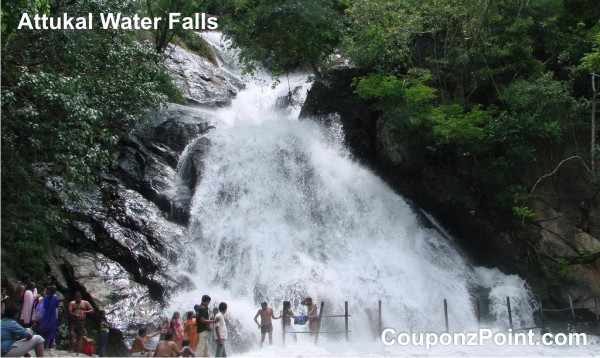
[2,0,600,297]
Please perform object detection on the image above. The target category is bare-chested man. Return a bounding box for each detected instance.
[154,332,181,357]
[67,292,93,353]
[301,297,319,334]
[131,327,163,357]
[253,302,280,347]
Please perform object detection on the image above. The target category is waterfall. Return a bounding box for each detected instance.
[164,35,596,356]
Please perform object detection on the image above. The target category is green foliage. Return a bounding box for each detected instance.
[144,0,209,54]
[177,29,218,65]
[354,74,407,101]
[485,73,579,168]
[428,104,491,154]
[577,248,600,264]
[220,0,344,75]
[551,258,576,284]
[2,0,173,280]
[155,66,188,104]
[341,0,423,73]
[1,0,49,42]
[512,206,537,221]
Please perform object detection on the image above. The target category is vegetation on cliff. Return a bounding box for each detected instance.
[221,0,599,217]
[0,0,188,282]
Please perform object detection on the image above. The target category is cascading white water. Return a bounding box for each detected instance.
[165,35,597,356]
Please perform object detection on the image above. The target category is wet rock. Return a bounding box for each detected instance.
[48,246,164,355]
[178,137,211,192]
[275,85,304,111]
[154,118,212,153]
[164,46,244,106]
[50,246,162,324]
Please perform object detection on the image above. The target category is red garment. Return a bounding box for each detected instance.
[171,318,184,349]
[81,340,95,356]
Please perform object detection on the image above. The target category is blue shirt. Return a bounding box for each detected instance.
[1,318,28,355]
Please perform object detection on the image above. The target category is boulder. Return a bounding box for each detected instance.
[48,246,165,355]
[164,46,244,106]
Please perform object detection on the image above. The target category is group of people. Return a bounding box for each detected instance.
[131,295,228,357]
[131,295,319,357]
[253,297,319,347]
[2,275,320,357]
[1,274,104,357]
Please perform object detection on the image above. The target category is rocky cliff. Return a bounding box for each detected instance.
[37,39,244,355]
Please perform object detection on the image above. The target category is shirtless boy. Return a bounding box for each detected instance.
[253,302,280,346]
[153,332,181,357]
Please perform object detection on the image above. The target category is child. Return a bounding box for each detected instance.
[181,339,195,357]
[77,329,95,357]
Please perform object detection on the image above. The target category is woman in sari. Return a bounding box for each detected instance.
[170,311,184,349]
[183,311,199,351]
[35,285,61,350]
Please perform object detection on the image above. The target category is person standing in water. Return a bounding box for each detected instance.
[282,301,297,343]
[183,311,199,351]
[301,297,319,334]
[253,302,280,347]
[195,295,216,357]
[214,302,228,357]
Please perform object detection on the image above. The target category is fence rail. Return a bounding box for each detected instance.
[278,292,598,347]
[281,301,351,346]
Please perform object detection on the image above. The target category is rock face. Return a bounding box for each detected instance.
[301,68,600,319]
[164,46,245,106]
[47,46,242,351]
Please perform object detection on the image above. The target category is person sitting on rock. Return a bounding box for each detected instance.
[1,303,45,357]
[130,327,163,357]
[153,331,181,357]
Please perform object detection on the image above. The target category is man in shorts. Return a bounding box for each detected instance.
[253,302,280,347]
[67,292,93,353]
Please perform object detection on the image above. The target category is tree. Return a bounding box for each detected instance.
[220,0,345,76]
[145,0,209,54]
[581,32,600,174]
[1,0,172,279]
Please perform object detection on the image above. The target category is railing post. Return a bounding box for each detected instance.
[444,299,449,333]
[378,300,382,336]
[568,292,576,321]
[593,296,599,325]
[344,301,349,341]
[476,296,481,327]
[538,297,544,329]
[315,301,325,345]
[282,301,286,346]
[506,297,513,330]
